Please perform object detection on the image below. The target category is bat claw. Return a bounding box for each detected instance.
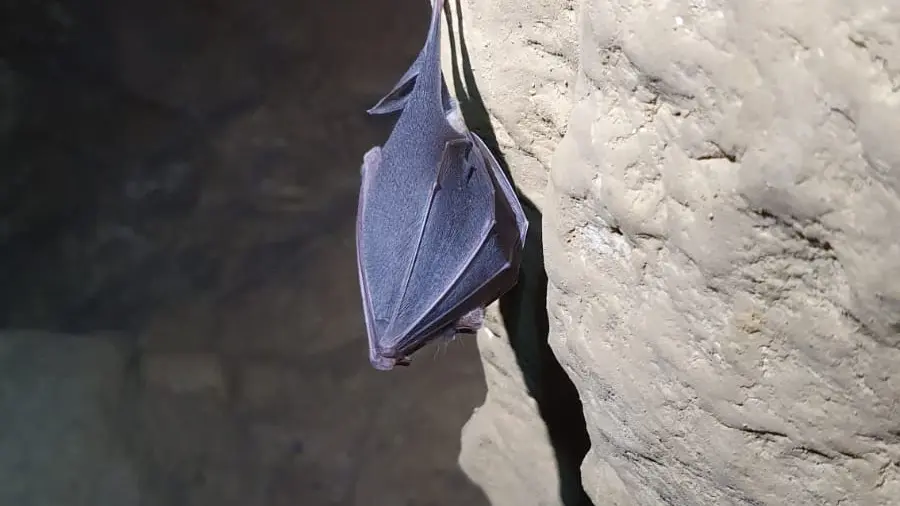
[369,351,412,371]
[455,306,485,333]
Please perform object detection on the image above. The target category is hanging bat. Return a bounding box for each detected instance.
[355,0,528,371]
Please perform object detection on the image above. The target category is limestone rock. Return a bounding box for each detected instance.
[445,0,581,503]
[459,321,562,506]
[438,0,578,206]
[545,0,900,504]
[454,0,899,504]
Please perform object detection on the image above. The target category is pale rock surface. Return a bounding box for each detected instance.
[460,318,562,506]
[439,0,578,207]
[455,0,900,504]
[546,0,900,505]
[443,0,581,502]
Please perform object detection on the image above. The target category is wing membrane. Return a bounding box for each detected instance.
[356,147,389,364]
[357,0,530,366]
[470,132,529,247]
[382,138,520,352]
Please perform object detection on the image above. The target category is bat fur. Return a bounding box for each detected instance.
[355,0,528,370]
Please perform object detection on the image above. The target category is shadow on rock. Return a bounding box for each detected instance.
[446,1,594,505]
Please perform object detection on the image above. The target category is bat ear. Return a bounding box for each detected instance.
[455,307,485,333]
[367,50,454,116]
[367,77,416,115]
[367,49,426,115]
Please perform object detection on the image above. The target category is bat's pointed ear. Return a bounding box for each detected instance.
[367,79,415,115]
[367,49,426,115]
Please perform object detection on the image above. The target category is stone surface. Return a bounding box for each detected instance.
[0,332,141,506]
[451,0,899,504]
[6,0,899,504]
[142,352,227,397]
[445,1,587,504]
[544,0,900,505]
[460,323,562,506]
[439,0,577,208]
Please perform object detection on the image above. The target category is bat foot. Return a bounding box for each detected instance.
[455,306,485,333]
[369,350,411,371]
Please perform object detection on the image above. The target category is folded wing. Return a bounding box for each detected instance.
[379,138,520,353]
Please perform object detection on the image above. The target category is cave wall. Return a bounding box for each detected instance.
[440,1,586,504]
[3,0,899,504]
[454,0,900,504]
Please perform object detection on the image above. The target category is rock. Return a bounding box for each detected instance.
[0,331,141,506]
[136,361,257,506]
[0,60,17,139]
[141,352,227,397]
[544,0,900,504]
[446,1,584,503]
[454,0,900,504]
[439,0,577,206]
[459,324,563,506]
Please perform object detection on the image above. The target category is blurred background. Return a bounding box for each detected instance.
[0,0,491,504]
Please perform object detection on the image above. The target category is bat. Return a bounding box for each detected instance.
[355,0,528,371]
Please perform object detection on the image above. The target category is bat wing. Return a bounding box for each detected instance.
[355,146,398,370]
[356,130,457,369]
[470,131,529,248]
[357,0,526,368]
[377,137,527,357]
[357,136,529,369]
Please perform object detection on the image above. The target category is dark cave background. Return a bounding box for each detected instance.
[0,1,491,504]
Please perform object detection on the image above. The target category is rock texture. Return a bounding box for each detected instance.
[455,0,900,505]
[459,320,562,506]
[549,1,900,505]
[444,1,587,504]
[4,0,899,504]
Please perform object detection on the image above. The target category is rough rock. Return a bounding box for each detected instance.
[440,0,577,207]
[444,0,584,503]
[544,0,900,505]
[460,312,562,506]
[453,0,899,504]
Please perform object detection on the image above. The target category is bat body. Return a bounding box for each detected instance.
[356,0,528,371]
